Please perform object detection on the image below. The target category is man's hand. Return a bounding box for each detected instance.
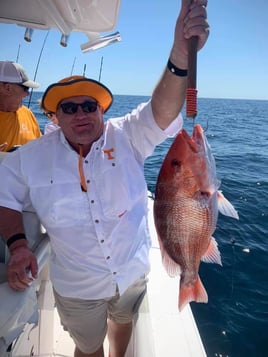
[0,142,7,152]
[7,246,38,291]
[171,0,209,69]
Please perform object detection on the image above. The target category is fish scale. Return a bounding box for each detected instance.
[158,192,214,273]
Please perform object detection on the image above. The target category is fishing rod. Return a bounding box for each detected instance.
[98,56,103,82]
[83,63,86,76]
[27,30,49,108]
[186,0,198,120]
[186,35,198,120]
[16,44,21,63]
[70,56,76,75]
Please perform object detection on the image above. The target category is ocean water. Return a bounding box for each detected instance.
[28,93,268,357]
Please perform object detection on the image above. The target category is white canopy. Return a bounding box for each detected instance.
[0,0,122,52]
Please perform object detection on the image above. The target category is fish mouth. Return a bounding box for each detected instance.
[181,129,199,153]
[192,124,205,144]
[191,124,211,156]
[181,124,207,155]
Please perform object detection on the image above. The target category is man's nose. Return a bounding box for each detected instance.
[75,105,86,116]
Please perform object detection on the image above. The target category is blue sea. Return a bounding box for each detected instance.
[28,93,268,357]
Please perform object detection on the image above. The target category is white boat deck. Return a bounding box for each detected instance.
[50,247,206,357]
[42,255,206,356]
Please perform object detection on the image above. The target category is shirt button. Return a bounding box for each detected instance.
[106,256,110,260]
[95,219,99,223]
[100,239,104,243]
[85,160,88,164]
[91,200,94,204]
[87,179,90,183]
[113,272,117,275]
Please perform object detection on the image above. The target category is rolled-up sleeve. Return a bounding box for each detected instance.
[0,152,30,211]
[111,101,183,159]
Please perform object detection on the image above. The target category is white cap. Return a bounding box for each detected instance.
[0,61,39,88]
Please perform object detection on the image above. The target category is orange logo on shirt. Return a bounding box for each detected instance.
[103,148,115,160]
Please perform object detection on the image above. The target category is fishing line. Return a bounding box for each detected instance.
[230,238,236,300]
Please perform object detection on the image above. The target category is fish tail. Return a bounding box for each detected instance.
[179,275,208,311]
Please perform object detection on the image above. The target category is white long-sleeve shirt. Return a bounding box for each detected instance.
[0,101,183,299]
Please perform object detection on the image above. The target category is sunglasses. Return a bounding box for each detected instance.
[5,82,29,92]
[43,112,55,119]
[60,101,98,114]
[17,84,29,92]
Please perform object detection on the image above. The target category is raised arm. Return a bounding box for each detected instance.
[151,0,209,129]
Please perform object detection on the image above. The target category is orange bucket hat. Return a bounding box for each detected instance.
[41,75,113,113]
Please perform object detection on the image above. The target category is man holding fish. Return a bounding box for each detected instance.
[0,1,210,357]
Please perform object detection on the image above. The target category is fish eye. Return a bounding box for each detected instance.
[171,159,181,167]
[200,191,210,199]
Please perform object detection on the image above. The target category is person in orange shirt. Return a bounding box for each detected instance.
[0,61,42,152]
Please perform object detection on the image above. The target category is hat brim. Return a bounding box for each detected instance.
[41,78,113,113]
[22,80,40,89]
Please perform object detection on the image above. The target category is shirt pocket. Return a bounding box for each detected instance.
[30,183,90,228]
[96,156,145,220]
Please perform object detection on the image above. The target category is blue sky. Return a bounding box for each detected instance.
[0,0,268,100]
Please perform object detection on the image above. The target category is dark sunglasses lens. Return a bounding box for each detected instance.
[81,102,98,113]
[19,84,29,92]
[61,103,77,114]
[61,101,98,114]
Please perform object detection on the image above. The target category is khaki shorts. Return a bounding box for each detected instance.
[53,276,147,354]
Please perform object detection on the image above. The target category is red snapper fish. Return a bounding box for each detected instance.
[153,124,239,311]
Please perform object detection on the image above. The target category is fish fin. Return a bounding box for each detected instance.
[179,275,208,311]
[201,237,222,266]
[217,191,239,219]
[158,237,181,277]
